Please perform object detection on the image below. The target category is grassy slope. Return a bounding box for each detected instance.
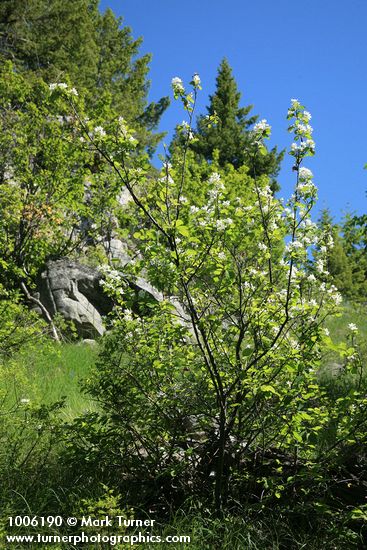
[8,342,99,420]
[2,306,366,549]
[326,301,367,342]
[12,301,367,419]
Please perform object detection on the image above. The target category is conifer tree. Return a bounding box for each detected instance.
[340,212,367,301]
[93,8,169,153]
[0,0,98,85]
[0,0,168,153]
[318,210,354,298]
[191,59,283,190]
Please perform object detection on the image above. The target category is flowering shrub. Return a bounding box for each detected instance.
[52,76,367,525]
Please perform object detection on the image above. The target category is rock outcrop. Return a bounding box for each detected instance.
[34,254,191,339]
[34,260,112,338]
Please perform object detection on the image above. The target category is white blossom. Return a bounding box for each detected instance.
[295,122,313,136]
[258,185,272,197]
[286,240,304,252]
[208,188,220,199]
[124,309,133,321]
[348,323,358,333]
[49,82,68,91]
[291,139,315,155]
[253,119,271,135]
[216,218,233,231]
[298,167,313,181]
[94,126,106,137]
[192,73,201,87]
[333,292,342,305]
[208,172,221,184]
[315,259,325,273]
[171,76,185,94]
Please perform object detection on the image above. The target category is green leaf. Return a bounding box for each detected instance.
[260,385,278,395]
[177,225,190,237]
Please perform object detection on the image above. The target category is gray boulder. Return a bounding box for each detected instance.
[35,260,113,338]
[34,256,191,339]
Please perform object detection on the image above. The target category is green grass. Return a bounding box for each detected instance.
[326,301,367,343]
[4,341,99,421]
[319,301,367,379]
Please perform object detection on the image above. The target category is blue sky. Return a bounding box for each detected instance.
[99,0,367,222]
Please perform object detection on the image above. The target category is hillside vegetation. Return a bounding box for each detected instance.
[1,2,367,548]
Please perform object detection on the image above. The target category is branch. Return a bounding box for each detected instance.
[20,282,60,342]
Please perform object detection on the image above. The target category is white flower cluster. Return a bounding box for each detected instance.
[252,119,271,142]
[315,259,328,275]
[290,139,315,156]
[299,218,317,231]
[180,121,194,140]
[348,323,358,333]
[258,185,272,198]
[192,73,201,88]
[99,264,124,294]
[286,240,304,252]
[124,309,133,321]
[295,121,313,137]
[49,82,78,96]
[117,118,138,145]
[159,173,174,185]
[326,234,334,248]
[288,99,316,159]
[243,280,255,291]
[216,218,233,231]
[298,167,313,181]
[93,126,106,137]
[208,188,221,199]
[296,181,317,200]
[49,82,68,91]
[287,99,302,124]
[254,119,271,134]
[322,284,342,305]
[171,76,185,95]
[208,172,222,185]
[190,173,233,232]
